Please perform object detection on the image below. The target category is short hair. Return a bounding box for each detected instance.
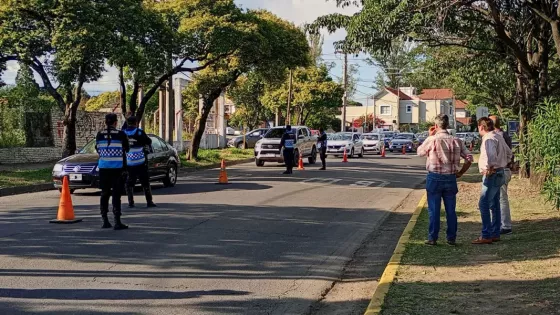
[127,116,138,126]
[286,125,292,131]
[478,117,495,132]
[489,115,501,129]
[319,127,324,132]
[434,114,450,129]
[105,113,118,126]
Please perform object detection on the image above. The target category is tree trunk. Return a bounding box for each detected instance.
[62,105,77,158]
[119,67,127,116]
[187,97,213,160]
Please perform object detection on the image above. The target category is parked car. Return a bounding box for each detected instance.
[457,132,475,147]
[227,128,269,149]
[361,133,384,155]
[416,132,428,145]
[226,127,237,135]
[389,133,418,152]
[52,134,179,193]
[254,126,318,167]
[310,129,320,136]
[326,132,364,158]
[382,131,396,148]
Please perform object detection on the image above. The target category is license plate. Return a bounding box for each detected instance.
[261,154,276,157]
[69,174,82,181]
[328,149,337,153]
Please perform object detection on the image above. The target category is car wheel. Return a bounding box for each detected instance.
[358,148,364,158]
[163,163,177,187]
[256,159,265,167]
[308,147,317,164]
[237,142,247,149]
[389,149,393,152]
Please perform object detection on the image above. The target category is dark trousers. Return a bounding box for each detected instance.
[320,147,327,168]
[283,148,294,172]
[426,172,458,242]
[99,168,124,218]
[127,164,153,205]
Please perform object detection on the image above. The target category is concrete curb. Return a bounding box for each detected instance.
[363,194,427,315]
[0,183,54,197]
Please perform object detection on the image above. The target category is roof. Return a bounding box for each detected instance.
[455,99,468,109]
[385,87,413,100]
[418,89,454,100]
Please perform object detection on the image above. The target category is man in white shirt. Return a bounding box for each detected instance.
[472,117,513,245]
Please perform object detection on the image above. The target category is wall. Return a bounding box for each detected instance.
[398,100,419,124]
[374,91,400,130]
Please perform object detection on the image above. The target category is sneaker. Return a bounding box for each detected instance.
[500,229,512,235]
[424,240,437,246]
[472,237,493,245]
[447,240,457,246]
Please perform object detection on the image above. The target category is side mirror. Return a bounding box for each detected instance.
[259,135,264,139]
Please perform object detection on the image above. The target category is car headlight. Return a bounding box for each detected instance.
[53,164,63,172]
[95,166,99,172]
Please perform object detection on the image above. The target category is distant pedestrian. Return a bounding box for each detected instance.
[124,116,156,208]
[417,114,473,246]
[317,127,327,170]
[472,117,513,244]
[489,115,514,235]
[280,125,296,174]
[96,113,130,230]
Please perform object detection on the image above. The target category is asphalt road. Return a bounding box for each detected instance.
[0,153,426,315]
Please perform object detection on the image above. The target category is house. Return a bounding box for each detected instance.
[455,99,472,131]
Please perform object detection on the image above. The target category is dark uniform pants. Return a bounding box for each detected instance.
[127,164,153,205]
[99,168,124,217]
[283,148,295,172]
[320,146,327,168]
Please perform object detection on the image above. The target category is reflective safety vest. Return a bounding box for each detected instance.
[96,138,125,169]
[284,131,295,149]
[124,128,147,167]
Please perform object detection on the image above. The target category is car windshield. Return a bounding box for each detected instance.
[327,134,339,140]
[264,128,286,139]
[383,132,394,138]
[336,133,353,141]
[457,134,466,138]
[79,140,98,154]
[363,134,379,140]
[395,134,413,140]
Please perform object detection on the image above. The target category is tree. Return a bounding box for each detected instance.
[227,72,272,131]
[186,10,310,160]
[357,114,386,132]
[368,39,415,90]
[0,0,144,157]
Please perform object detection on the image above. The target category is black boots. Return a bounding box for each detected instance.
[113,216,128,230]
[101,216,112,229]
[127,186,135,208]
[147,201,157,208]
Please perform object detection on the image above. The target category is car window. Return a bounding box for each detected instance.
[395,134,414,140]
[363,134,379,140]
[80,139,97,154]
[151,137,164,153]
[338,133,353,141]
[264,128,286,139]
[159,139,169,151]
[353,134,360,141]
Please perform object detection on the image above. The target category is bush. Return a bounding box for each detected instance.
[527,98,560,209]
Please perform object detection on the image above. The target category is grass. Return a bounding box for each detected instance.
[380,165,560,315]
[180,148,253,169]
[0,168,52,188]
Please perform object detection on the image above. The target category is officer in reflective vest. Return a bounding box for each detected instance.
[96,113,130,230]
[124,116,156,208]
[317,127,328,170]
[280,125,297,174]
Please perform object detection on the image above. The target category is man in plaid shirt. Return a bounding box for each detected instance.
[417,114,473,245]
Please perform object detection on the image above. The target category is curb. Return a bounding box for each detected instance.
[179,158,253,174]
[364,193,427,315]
[0,183,54,197]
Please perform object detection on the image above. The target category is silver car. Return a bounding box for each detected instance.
[326,132,364,158]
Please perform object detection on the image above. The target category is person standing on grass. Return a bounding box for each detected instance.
[472,117,513,245]
[489,115,514,235]
[417,114,473,246]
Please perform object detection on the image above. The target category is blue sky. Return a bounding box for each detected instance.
[1,0,378,101]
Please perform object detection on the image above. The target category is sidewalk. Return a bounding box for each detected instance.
[379,166,560,315]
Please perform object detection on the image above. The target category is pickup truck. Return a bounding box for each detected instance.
[254,126,318,167]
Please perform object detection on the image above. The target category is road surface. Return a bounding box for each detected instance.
[0,154,426,315]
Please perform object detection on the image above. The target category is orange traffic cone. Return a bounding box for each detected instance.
[402,145,406,155]
[218,159,229,184]
[342,148,349,163]
[297,153,305,170]
[381,145,386,158]
[50,176,82,224]
[469,142,474,151]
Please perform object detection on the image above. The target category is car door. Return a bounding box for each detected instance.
[149,136,165,178]
[353,134,362,151]
[147,136,160,178]
[247,130,262,148]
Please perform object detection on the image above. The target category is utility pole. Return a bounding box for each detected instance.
[341,53,348,132]
[364,96,368,133]
[286,69,293,125]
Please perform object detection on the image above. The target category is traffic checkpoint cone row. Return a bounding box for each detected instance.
[218,159,229,184]
[297,152,305,170]
[342,148,349,163]
[50,176,82,224]
[381,145,386,158]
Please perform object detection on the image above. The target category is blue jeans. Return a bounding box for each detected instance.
[426,173,458,242]
[479,169,506,239]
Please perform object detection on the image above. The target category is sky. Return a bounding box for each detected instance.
[1,0,378,102]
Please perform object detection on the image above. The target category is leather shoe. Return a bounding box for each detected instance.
[472,237,493,245]
[424,240,437,246]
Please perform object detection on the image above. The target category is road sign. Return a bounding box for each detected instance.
[476,107,489,118]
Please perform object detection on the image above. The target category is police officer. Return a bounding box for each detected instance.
[317,127,327,170]
[124,116,156,208]
[280,125,297,174]
[96,113,130,230]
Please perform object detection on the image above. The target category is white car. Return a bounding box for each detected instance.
[457,133,475,146]
[361,133,384,155]
[326,132,364,158]
[226,127,236,135]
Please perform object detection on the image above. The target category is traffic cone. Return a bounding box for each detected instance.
[381,145,386,158]
[218,159,229,184]
[402,145,406,155]
[50,176,82,224]
[297,153,305,170]
[469,142,474,151]
[342,148,349,163]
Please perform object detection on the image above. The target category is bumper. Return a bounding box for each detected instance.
[326,147,350,154]
[390,144,414,151]
[363,146,381,154]
[255,151,284,162]
[53,174,100,190]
